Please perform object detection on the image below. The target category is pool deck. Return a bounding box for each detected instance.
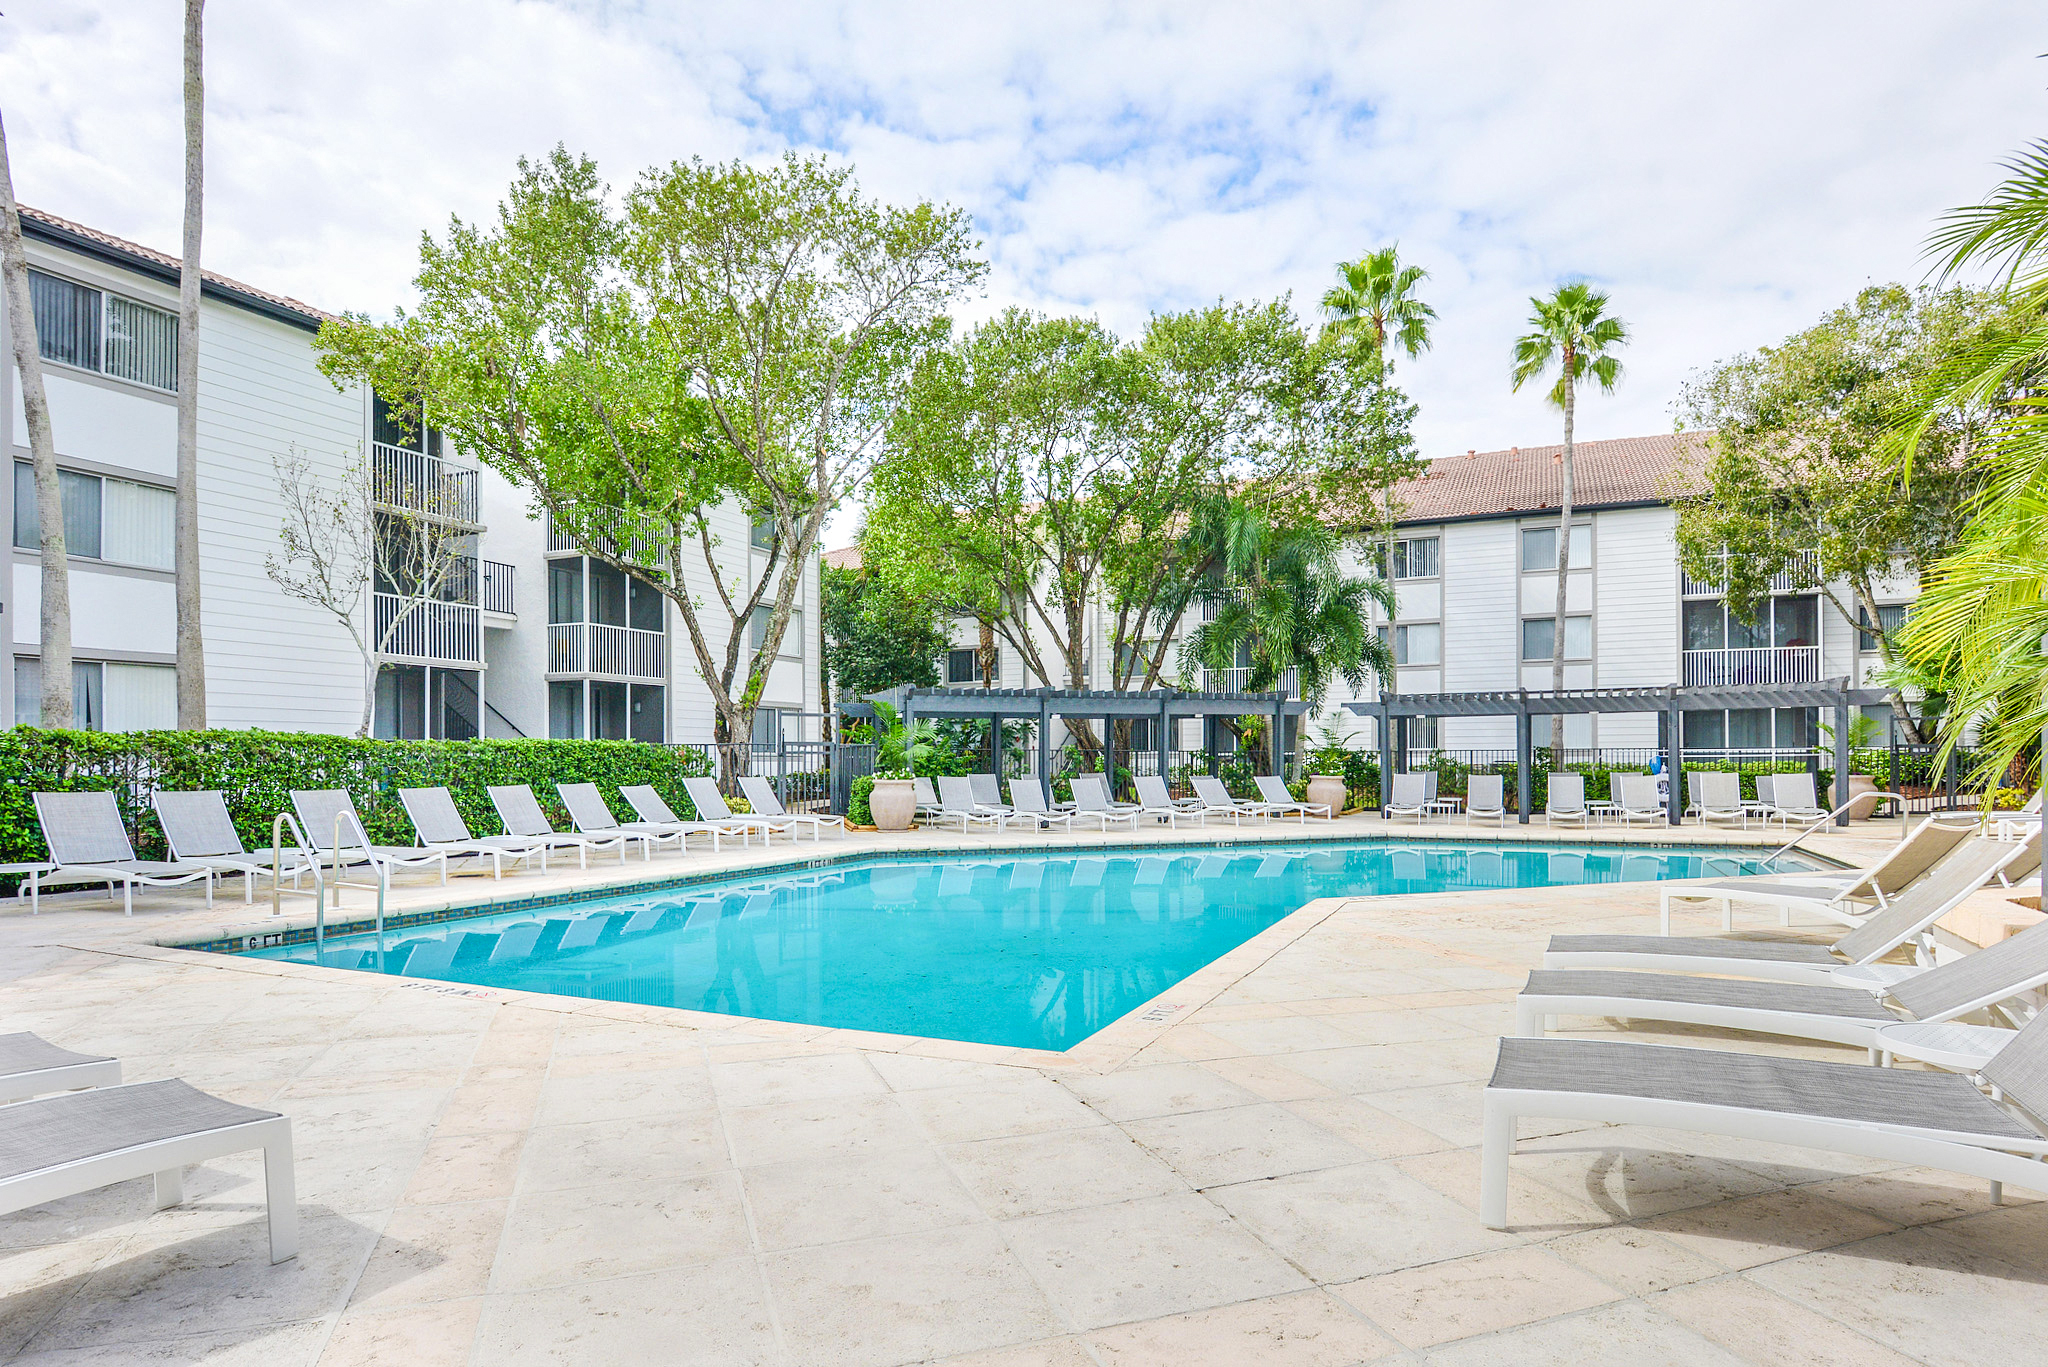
[0,814,2041,1364]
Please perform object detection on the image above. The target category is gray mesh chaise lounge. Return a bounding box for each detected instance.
[1464,774,1508,826]
[1007,780,1075,831]
[967,773,1013,815]
[679,778,782,844]
[555,784,691,854]
[398,787,550,878]
[290,789,451,896]
[1654,814,1979,933]
[1545,837,2037,986]
[738,775,843,840]
[934,776,1006,832]
[1544,773,1588,827]
[0,1032,120,1103]
[1384,772,1428,823]
[1132,775,1209,828]
[1065,776,1140,832]
[153,790,322,905]
[0,1078,297,1262]
[1479,1012,2048,1229]
[1611,774,1664,826]
[1518,911,2048,1057]
[489,784,651,865]
[1255,775,1327,821]
[1189,776,1271,824]
[25,791,216,915]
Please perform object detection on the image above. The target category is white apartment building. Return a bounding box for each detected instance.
[3,206,819,743]
[908,433,1916,759]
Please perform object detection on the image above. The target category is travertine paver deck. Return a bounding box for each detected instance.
[0,815,2040,1365]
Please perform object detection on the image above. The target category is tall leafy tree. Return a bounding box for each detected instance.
[175,0,207,727]
[1674,285,2007,742]
[1891,139,2048,792]
[1321,247,1432,581]
[820,558,945,704]
[319,149,982,752]
[0,109,72,725]
[1511,282,1628,729]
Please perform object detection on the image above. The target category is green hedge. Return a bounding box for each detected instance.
[0,727,715,864]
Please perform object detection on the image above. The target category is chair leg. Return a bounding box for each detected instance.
[264,1127,299,1263]
[1480,1095,1515,1229]
[153,1166,185,1208]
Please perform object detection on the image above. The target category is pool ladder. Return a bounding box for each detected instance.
[270,812,385,955]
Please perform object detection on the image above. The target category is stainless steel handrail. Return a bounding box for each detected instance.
[1760,792,1907,864]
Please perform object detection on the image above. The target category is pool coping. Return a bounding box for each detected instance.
[107,831,1844,1075]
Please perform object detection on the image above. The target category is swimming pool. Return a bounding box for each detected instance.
[245,841,1820,1051]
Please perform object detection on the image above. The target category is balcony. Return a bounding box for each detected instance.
[372,442,482,529]
[375,594,482,667]
[545,508,666,568]
[1200,666,1299,697]
[480,559,515,617]
[1681,644,1820,688]
[1682,549,1820,599]
[547,622,665,681]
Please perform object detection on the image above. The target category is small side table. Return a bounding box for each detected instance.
[1,863,59,914]
[1875,1021,2013,1076]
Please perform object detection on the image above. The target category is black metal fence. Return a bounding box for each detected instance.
[705,740,875,816]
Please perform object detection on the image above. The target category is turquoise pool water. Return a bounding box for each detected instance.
[245,841,1818,1051]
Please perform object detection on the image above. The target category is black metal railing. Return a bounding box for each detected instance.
[480,559,515,615]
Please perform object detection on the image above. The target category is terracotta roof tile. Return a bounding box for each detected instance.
[19,204,335,327]
[822,544,863,570]
[1386,432,1706,526]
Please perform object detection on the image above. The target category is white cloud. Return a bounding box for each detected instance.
[4,0,2042,546]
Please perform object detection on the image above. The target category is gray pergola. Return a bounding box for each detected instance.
[1345,679,1891,826]
[864,685,1313,782]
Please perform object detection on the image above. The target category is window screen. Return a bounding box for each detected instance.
[104,296,178,391]
[27,270,99,372]
[102,480,174,569]
[947,648,979,683]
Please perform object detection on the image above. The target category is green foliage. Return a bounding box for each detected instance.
[821,562,946,701]
[1322,247,1436,370]
[1511,282,1629,411]
[865,702,967,777]
[849,773,877,826]
[0,728,713,864]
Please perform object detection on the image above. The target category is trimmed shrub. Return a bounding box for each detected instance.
[0,727,714,864]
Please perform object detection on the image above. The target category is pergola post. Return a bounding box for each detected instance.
[1273,695,1286,778]
[1666,685,1684,826]
[1378,698,1395,818]
[1833,683,1852,826]
[1038,694,1051,787]
[1159,695,1173,784]
[1515,695,1533,825]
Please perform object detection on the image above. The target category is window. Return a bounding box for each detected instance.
[1391,622,1441,666]
[750,607,803,656]
[752,707,783,750]
[13,659,171,731]
[947,647,980,684]
[13,463,175,569]
[1520,523,1592,572]
[1521,615,1591,661]
[28,269,177,391]
[1683,596,1820,653]
[1403,716,1440,750]
[548,681,584,738]
[1858,603,1909,652]
[749,515,777,553]
[1682,709,1725,748]
[1391,536,1439,579]
[629,684,665,743]
[371,394,441,456]
[547,561,583,624]
[588,562,628,627]
[1683,600,1726,651]
[627,576,663,632]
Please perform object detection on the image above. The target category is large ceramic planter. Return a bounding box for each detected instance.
[869,779,917,832]
[1306,774,1346,818]
[1828,772,1881,820]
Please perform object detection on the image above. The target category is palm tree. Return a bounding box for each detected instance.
[1893,140,2048,797]
[1322,247,1436,371]
[1180,500,1395,773]
[1511,282,1628,757]
[175,0,207,727]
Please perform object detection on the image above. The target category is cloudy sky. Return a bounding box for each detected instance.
[4,1,2043,540]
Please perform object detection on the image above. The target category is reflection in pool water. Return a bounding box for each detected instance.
[244,842,1818,1051]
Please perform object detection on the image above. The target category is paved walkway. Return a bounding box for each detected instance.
[0,816,2040,1365]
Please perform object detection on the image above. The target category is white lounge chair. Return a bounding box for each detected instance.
[1068,775,1142,832]
[0,1078,297,1263]
[25,791,216,915]
[967,773,1013,815]
[1611,773,1664,826]
[1686,771,1747,827]
[290,789,451,896]
[397,787,550,878]
[626,783,757,849]
[1384,772,1429,823]
[1517,908,2048,1058]
[1545,837,2037,986]
[1762,772,1829,828]
[1190,776,1271,824]
[557,783,698,853]
[1656,814,1980,933]
[1464,774,1508,826]
[1008,780,1076,831]
[912,776,943,825]
[152,790,321,905]
[0,1032,120,1103]
[1479,1015,2048,1230]
[1543,773,1588,827]
[490,784,655,865]
[1131,775,1207,827]
[738,775,843,841]
[1254,774,1326,821]
[1992,789,2044,842]
[680,778,784,843]
[934,775,1005,832]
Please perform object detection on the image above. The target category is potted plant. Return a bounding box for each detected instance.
[1304,722,1352,818]
[868,767,918,831]
[1819,714,1883,817]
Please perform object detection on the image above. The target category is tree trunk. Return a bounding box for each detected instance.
[978,617,996,687]
[0,114,73,727]
[174,0,208,728]
[1849,581,1926,745]
[1549,366,1576,768]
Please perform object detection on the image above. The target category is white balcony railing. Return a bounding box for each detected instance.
[1681,549,1821,599]
[375,593,483,666]
[1200,666,1299,696]
[1681,644,1820,688]
[372,442,481,527]
[547,623,665,680]
[544,508,666,567]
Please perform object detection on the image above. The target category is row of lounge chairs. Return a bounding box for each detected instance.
[913,772,1333,833]
[1386,770,1871,829]
[20,775,844,915]
[1482,818,2048,1226]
